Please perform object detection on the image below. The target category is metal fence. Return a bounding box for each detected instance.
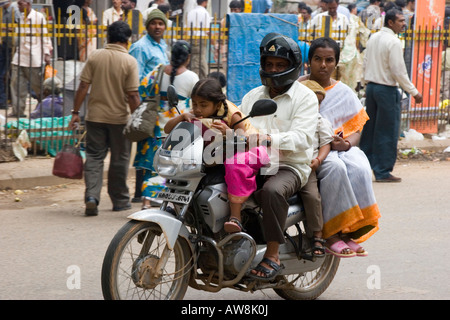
[1,12,449,159]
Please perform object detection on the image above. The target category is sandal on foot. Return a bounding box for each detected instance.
[344,239,368,257]
[310,237,326,258]
[224,217,245,233]
[325,240,356,258]
[248,257,284,281]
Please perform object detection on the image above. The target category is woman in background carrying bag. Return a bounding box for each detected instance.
[133,40,199,209]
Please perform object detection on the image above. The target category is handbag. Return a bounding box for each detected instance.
[123,64,164,142]
[52,132,86,180]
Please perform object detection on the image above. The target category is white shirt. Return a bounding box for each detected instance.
[12,9,52,68]
[183,0,197,26]
[239,82,318,186]
[186,5,210,37]
[102,7,123,26]
[363,27,418,96]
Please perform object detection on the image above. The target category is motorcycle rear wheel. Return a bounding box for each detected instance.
[101,220,192,300]
[274,254,340,300]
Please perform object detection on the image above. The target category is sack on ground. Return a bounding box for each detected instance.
[52,144,84,179]
[123,99,158,142]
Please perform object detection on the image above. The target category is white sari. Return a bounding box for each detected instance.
[317,81,380,242]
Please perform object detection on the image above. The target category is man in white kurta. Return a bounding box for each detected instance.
[10,0,52,117]
[186,0,210,79]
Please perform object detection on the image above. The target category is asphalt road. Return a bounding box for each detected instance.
[0,159,449,301]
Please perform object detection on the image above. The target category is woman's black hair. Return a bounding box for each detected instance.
[191,78,228,119]
[170,40,191,84]
[308,37,340,65]
[74,0,90,24]
[107,21,132,44]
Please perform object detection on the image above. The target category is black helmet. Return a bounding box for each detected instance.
[259,33,302,88]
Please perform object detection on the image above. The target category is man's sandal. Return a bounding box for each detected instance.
[248,257,284,281]
[224,217,245,233]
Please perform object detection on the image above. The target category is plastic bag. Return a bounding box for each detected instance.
[52,144,84,179]
[44,65,58,80]
[403,129,424,141]
[12,130,31,161]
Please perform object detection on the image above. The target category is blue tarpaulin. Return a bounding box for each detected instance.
[226,13,299,105]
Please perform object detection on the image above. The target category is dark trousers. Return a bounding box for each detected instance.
[298,170,322,238]
[360,82,401,180]
[84,121,132,207]
[254,168,302,244]
[0,43,12,107]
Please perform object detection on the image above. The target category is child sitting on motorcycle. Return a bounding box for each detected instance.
[298,80,334,257]
[164,78,271,233]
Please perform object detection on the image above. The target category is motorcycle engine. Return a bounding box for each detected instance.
[222,238,253,275]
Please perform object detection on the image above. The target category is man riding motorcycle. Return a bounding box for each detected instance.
[240,33,319,281]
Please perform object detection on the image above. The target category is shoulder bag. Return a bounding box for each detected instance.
[123,64,165,142]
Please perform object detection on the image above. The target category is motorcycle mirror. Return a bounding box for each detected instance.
[167,85,181,114]
[249,99,277,117]
[232,99,277,129]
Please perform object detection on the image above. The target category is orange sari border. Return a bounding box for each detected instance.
[334,108,370,138]
[322,203,381,242]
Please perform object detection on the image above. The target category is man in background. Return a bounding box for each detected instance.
[360,8,422,183]
[0,0,20,110]
[69,21,141,216]
[186,0,210,79]
[9,0,52,117]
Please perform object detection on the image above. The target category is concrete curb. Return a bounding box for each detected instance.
[0,156,136,190]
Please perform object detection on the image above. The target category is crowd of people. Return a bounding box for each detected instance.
[0,0,444,279]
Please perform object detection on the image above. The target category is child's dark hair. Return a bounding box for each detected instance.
[207,71,227,88]
[170,40,191,84]
[191,78,228,118]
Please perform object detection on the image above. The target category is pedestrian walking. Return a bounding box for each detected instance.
[360,8,423,183]
[68,21,141,216]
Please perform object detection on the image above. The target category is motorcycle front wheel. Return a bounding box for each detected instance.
[101,220,192,300]
[274,254,340,300]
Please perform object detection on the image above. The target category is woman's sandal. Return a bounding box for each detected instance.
[310,237,326,258]
[248,257,284,281]
[343,239,368,257]
[224,217,245,233]
[325,240,356,258]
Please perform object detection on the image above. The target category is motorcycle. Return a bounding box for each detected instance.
[101,86,339,300]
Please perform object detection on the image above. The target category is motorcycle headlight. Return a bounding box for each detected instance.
[156,163,178,176]
[181,162,202,172]
[154,153,180,177]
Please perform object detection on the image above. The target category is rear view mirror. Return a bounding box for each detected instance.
[248,99,277,117]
